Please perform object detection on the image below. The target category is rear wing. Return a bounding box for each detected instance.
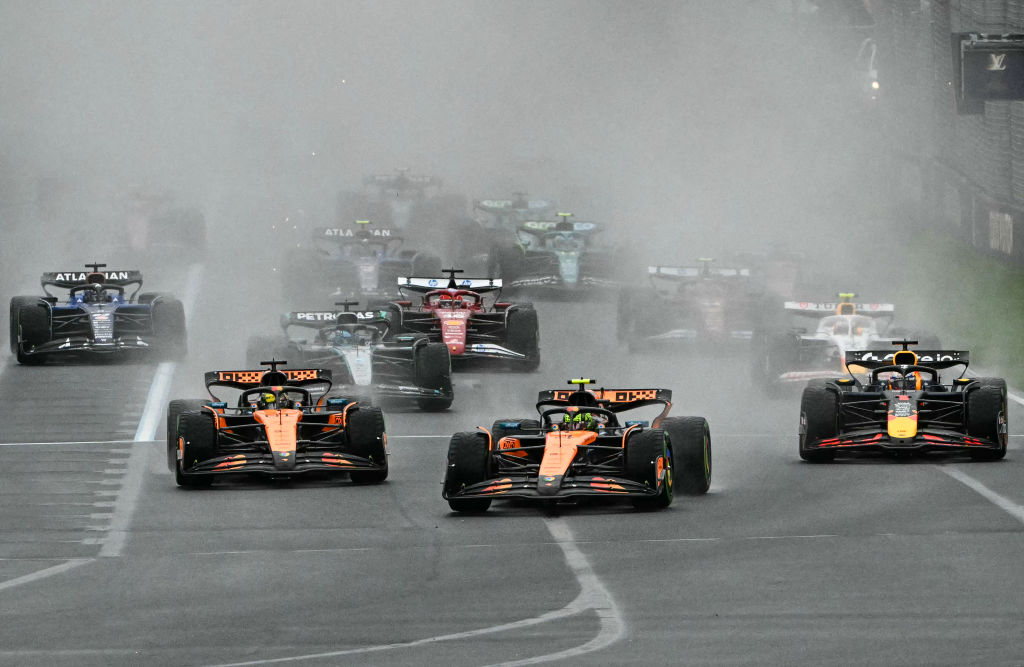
[397,276,502,293]
[204,368,334,391]
[844,350,969,370]
[474,199,554,213]
[784,301,895,316]
[41,270,143,290]
[365,173,440,188]
[536,387,672,412]
[519,220,599,234]
[649,265,750,279]
[279,310,388,330]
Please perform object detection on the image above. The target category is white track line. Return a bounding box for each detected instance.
[940,467,1024,525]
[0,439,136,447]
[0,559,92,593]
[209,518,624,666]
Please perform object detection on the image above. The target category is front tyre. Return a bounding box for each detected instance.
[444,431,492,512]
[967,379,1007,461]
[10,296,50,365]
[625,429,673,509]
[166,399,209,472]
[176,411,216,488]
[414,342,453,411]
[346,407,388,483]
[660,416,711,494]
[799,382,838,462]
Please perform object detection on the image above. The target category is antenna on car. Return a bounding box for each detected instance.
[442,267,465,289]
[260,359,288,371]
[568,378,595,390]
[84,262,108,273]
[892,339,918,350]
[355,220,371,225]
[335,301,360,312]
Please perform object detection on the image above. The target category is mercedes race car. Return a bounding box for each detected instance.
[166,361,388,487]
[280,220,442,301]
[753,294,940,391]
[336,169,466,234]
[246,302,453,411]
[799,342,1007,461]
[489,214,618,297]
[9,263,186,364]
[379,268,540,370]
[617,260,762,350]
[442,378,712,512]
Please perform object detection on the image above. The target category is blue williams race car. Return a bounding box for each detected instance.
[9,263,186,364]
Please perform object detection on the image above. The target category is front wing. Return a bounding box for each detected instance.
[182,444,385,477]
[806,428,1002,454]
[444,473,660,501]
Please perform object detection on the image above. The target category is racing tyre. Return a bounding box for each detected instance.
[444,431,492,512]
[967,379,1007,461]
[137,291,174,305]
[799,381,838,462]
[506,307,540,371]
[10,296,50,365]
[166,399,208,472]
[152,297,187,360]
[246,335,292,369]
[346,406,388,483]
[176,411,216,488]
[660,416,711,494]
[625,429,673,509]
[414,342,453,411]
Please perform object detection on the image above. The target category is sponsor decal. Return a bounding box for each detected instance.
[893,401,914,418]
[323,228,392,237]
[54,271,131,282]
[428,279,438,286]
[296,312,338,321]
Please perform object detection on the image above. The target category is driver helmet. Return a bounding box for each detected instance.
[562,411,600,431]
[256,391,278,410]
[330,329,354,345]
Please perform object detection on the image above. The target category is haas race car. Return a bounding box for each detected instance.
[442,378,712,512]
[246,301,453,411]
[754,294,940,391]
[799,341,1008,462]
[167,361,388,487]
[279,220,442,301]
[617,259,761,350]
[379,268,540,370]
[9,262,186,364]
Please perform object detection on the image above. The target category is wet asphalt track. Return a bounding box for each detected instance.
[0,262,1022,666]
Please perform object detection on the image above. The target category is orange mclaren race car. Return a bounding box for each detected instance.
[799,341,1008,462]
[166,361,387,487]
[442,379,712,512]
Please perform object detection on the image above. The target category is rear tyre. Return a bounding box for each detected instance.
[152,297,187,360]
[346,407,388,483]
[799,382,838,462]
[414,342,453,411]
[10,296,50,365]
[660,416,711,494]
[176,411,216,488]
[166,399,208,472]
[444,431,492,512]
[506,307,540,371]
[625,429,673,509]
[967,379,1007,461]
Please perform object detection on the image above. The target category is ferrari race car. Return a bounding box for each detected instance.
[489,214,618,296]
[166,361,388,487]
[380,268,540,370]
[442,378,712,512]
[617,260,762,350]
[753,294,940,391]
[9,263,186,364]
[246,301,453,411]
[280,220,442,301]
[799,342,1007,461]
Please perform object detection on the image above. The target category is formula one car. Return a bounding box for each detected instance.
[451,194,558,262]
[280,220,442,301]
[166,361,388,487]
[489,214,618,297]
[753,294,940,391]
[617,260,761,350]
[9,263,186,364]
[379,268,540,370]
[443,378,711,512]
[245,301,453,411]
[336,169,466,233]
[799,342,1007,461]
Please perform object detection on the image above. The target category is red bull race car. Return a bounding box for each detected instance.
[799,341,1007,462]
[378,268,540,370]
[442,378,712,512]
[166,361,387,487]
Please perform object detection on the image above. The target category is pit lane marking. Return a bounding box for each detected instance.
[940,466,1024,525]
[208,518,624,666]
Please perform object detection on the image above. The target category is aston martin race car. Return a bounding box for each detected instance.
[279,220,442,301]
[379,268,540,370]
[442,378,712,512]
[451,194,558,263]
[617,260,761,349]
[245,302,453,411]
[488,214,618,297]
[753,294,940,391]
[9,263,186,364]
[799,342,1007,461]
[166,361,388,487]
